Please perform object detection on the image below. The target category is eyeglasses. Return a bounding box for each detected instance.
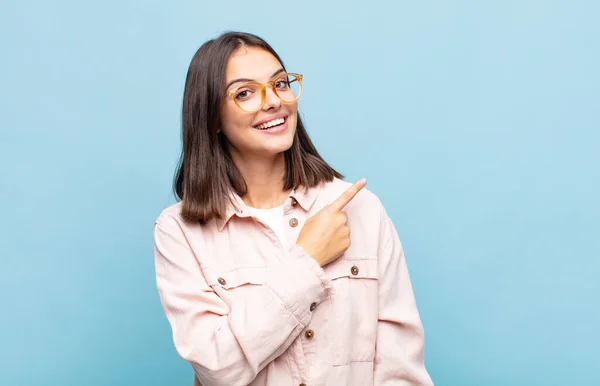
[226,72,303,113]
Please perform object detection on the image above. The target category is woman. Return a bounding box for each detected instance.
[154,31,433,386]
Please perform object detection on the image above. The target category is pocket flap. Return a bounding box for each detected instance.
[202,266,267,289]
[325,257,379,280]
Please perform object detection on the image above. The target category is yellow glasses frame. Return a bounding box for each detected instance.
[226,72,303,113]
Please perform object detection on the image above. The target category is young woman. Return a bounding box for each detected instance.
[154,31,433,386]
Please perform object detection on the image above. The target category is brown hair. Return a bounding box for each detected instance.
[174,31,342,223]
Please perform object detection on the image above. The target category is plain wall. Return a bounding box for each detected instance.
[1,0,598,385]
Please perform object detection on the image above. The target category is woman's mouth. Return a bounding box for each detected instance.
[255,117,285,130]
[253,117,288,134]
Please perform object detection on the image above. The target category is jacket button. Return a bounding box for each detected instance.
[350,265,359,275]
[304,329,314,339]
[289,218,299,227]
[310,302,317,311]
[299,384,307,386]
[218,277,226,285]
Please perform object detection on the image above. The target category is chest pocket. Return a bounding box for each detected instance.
[325,257,380,365]
[325,257,379,281]
[202,266,267,290]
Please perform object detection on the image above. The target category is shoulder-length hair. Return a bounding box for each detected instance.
[174,31,342,223]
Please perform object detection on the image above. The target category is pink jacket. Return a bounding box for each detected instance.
[154,178,433,385]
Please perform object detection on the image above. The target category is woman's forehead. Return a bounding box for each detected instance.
[226,46,283,82]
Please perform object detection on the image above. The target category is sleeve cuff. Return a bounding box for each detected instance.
[263,244,332,326]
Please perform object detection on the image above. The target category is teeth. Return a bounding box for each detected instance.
[256,117,285,130]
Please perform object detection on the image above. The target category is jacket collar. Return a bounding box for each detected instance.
[216,183,323,231]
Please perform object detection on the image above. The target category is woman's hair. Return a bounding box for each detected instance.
[174,31,342,223]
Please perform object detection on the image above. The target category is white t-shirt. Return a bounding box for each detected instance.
[247,204,287,248]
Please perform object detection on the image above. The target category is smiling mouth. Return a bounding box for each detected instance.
[254,117,286,130]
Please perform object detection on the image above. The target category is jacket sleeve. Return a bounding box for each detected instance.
[154,217,330,386]
[373,210,434,385]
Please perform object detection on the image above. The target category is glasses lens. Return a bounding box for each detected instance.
[234,84,263,112]
[275,74,302,103]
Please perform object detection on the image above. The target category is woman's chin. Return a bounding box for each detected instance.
[261,141,294,156]
[255,131,295,155]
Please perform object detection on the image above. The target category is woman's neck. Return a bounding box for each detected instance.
[232,151,290,209]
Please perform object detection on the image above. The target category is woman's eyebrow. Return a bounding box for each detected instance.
[226,68,285,90]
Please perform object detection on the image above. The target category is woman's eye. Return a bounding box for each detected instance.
[235,89,253,100]
[275,79,289,90]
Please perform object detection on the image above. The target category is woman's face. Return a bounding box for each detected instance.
[220,46,298,159]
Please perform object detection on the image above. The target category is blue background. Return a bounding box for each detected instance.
[1,1,598,385]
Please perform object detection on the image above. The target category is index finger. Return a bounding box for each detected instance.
[329,179,367,211]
